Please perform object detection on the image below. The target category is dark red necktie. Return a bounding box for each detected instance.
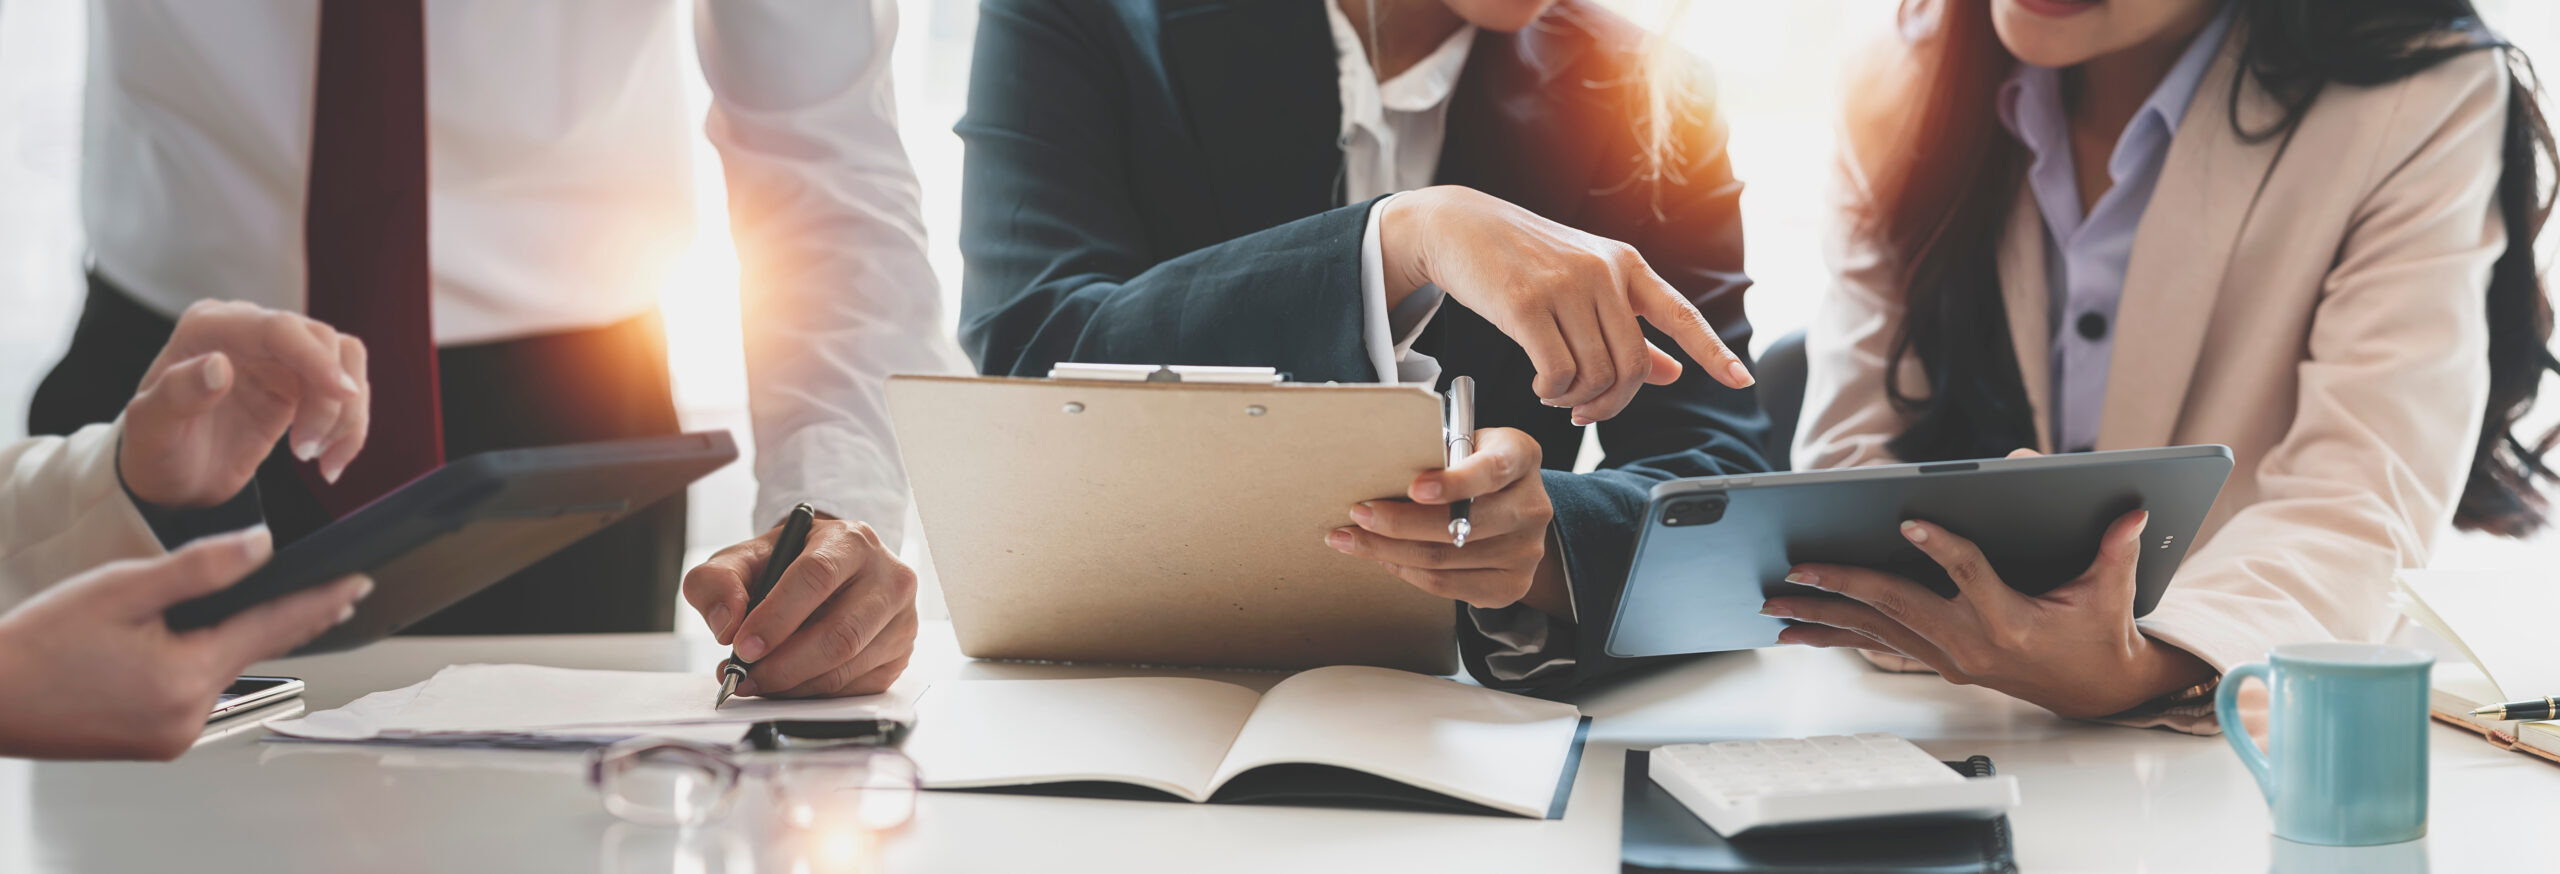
[302,0,442,516]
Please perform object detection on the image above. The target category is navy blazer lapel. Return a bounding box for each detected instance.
[1438,18,1601,221]
[1159,0,1345,236]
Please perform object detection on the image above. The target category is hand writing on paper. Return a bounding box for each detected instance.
[684,516,919,699]
[0,528,370,760]
[1326,427,1572,618]
[1377,186,1752,425]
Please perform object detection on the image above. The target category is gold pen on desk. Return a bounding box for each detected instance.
[2471,695,2557,722]
[717,503,818,708]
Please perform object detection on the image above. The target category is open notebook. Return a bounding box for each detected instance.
[2395,570,2558,766]
[904,666,1590,819]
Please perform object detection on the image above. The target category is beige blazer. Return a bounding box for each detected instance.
[0,421,164,608]
[1797,26,2509,729]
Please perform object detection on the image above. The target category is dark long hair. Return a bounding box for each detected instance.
[1871,0,2560,536]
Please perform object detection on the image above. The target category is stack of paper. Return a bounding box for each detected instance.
[267,664,914,748]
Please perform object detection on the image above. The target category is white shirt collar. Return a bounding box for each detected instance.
[1325,1,1476,137]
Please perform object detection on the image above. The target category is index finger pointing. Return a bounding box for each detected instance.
[1629,271,1752,389]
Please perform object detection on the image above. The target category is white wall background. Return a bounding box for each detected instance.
[3,0,2557,586]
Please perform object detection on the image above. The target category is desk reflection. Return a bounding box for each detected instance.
[2270,836,2427,874]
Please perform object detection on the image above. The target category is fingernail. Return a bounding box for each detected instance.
[708,604,732,635]
[236,526,272,560]
[1725,361,1755,387]
[203,355,229,391]
[1349,504,1374,526]
[1380,562,1402,574]
[1571,415,1593,427]
[336,604,357,624]
[1760,602,1791,618]
[1327,529,1354,551]
[738,635,768,662]
[339,373,361,394]
[322,460,344,484]
[1901,520,1928,544]
[350,576,375,601]
[1416,482,1443,501]
[295,439,321,461]
[1540,398,1564,408]
[1785,570,1819,587]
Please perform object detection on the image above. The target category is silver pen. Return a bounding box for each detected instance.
[1446,376,1476,547]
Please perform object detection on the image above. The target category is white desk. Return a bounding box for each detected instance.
[3,622,2551,873]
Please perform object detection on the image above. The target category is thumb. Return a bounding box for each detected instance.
[100,526,273,618]
[196,574,370,669]
[1640,341,1684,386]
[2079,510,2149,596]
[127,353,233,439]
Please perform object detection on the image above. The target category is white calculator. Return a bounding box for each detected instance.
[1646,733,2019,836]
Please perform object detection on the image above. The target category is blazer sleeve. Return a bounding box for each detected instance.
[1792,35,1926,473]
[953,0,1372,383]
[2127,54,2508,732]
[0,422,164,610]
[1466,70,1773,696]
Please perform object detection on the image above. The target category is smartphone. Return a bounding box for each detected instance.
[212,676,305,721]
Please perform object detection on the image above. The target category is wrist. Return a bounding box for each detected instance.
[1522,536,1572,620]
[2130,634,2216,706]
[1376,188,1443,309]
[113,431,180,510]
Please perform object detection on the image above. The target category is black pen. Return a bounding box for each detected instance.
[2471,695,2557,721]
[1446,376,1476,547]
[717,502,817,708]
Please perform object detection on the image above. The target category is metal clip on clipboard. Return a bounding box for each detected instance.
[1047,363,1285,384]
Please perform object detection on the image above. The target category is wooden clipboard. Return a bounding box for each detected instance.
[888,373,1459,674]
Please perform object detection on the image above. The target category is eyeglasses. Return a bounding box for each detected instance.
[587,738,920,832]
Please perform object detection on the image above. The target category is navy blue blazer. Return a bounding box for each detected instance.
[955,0,1772,694]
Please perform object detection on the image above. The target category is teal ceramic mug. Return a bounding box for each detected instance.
[2215,642,2433,846]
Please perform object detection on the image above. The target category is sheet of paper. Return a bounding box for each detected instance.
[905,677,1263,802]
[2400,571,2560,699]
[1211,666,1581,818]
[267,664,911,742]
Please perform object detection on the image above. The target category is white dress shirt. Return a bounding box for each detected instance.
[80,0,948,538]
[1326,6,1572,682]
[1323,0,1469,385]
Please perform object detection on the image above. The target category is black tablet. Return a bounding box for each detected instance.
[1604,445,2232,659]
[164,431,737,654]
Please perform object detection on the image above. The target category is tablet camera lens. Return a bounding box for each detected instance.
[1663,494,1728,527]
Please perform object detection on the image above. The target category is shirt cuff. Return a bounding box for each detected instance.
[1466,603,1579,683]
[1359,193,1445,386]
[1467,529,1584,683]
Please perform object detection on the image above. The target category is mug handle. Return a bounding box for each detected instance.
[2217,661,2275,804]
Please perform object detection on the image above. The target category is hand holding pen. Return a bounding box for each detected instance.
[718,503,816,707]
[1326,375,1574,618]
[684,502,923,704]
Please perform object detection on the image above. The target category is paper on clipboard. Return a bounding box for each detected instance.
[888,371,1459,674]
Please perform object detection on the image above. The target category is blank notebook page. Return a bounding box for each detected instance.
[1212,666,1581,817]
[906,677,1265,801]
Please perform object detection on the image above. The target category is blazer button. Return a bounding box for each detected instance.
[2076,311,2109,341]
